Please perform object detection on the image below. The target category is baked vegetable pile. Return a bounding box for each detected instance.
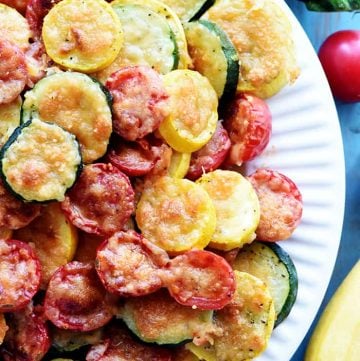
[0,0,303,359]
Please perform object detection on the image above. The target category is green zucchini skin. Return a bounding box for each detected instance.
[233,241,298,327]
[21,71,113,164]
[189,0,215,21]
[120,289,215,345]
[184,19,239,103]
[0,119,82,203]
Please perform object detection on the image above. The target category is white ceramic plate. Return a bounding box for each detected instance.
[245,1,345,360]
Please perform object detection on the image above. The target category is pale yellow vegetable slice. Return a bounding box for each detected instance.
[196,170,260,251]
[14,202,78,288]
[136,176,216,253]
[159,69,218,153]
[42,0,123,72]
[0,3,31,51]
[305,260,360,361]
[168,151,191,178]
[187,271,275,361]
[0,96,21,149]
[203,0,299,98]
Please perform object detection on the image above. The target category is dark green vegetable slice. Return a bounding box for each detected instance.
[0,118,82,203]
[184,19,239,102]
[233,241,298,327]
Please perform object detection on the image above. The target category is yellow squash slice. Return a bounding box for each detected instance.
[0,96,21,149]
[187,271,275,361]
[14,202,78,288]
[196,170,260,251]
[159,70,218,153]
[168,151,191,178]
[136,176,216,253]
[0,3,31,51]
[0,313,7,345]
[42,0,123,72]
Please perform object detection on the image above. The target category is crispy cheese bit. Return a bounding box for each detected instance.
[159,69,218,153]
[203,0,299,98]
[196,170,260,251]
[136,176,216,253]
[0,3,31,51]
[42,0,123,72]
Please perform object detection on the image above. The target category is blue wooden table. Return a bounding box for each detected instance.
[285,1,360,359]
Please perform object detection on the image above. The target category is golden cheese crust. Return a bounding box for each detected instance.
[197,170,260,251]
[213,271,275,360]
[204,0,299,98]
[0,3,31,51]
[23,72,112,163]
[136,176,216,253]
[2,118,81,202]
[42,0,123,72]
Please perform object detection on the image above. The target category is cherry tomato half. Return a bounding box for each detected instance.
[318,30,360,103]
[164,250,236,310]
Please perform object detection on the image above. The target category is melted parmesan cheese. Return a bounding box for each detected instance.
[23,72,112,163]
[197,170,260,250]
[96,4,176,83]
[0,3,31,51]
[2,118,81,202]
[204,0,299,98]
[42,0,123,72]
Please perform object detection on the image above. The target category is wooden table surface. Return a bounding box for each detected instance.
[285,1,360,359]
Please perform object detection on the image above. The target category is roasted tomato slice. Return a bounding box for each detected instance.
[105,136,155,177]
[61,163,135,237]
[26,0,61,38]
[0,178,41,230]
[223,93,272,166]
[248,168,303,241]
[95,230,169,297]
[0,39,28,105]
[0,303,51,361]
[86,322,172,361]
[44,261,115,332]
[0,239,41,312]
[186,122,231,181]
[105,65,169,141]
[164,250,236,310]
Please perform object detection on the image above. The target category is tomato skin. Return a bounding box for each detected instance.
[186,122,231,181]
[223,94,272,166]
[318,30,360,103]
[164,250,236,310]
[248,168,303,242]
[0,239,41,312]
[0,303,51,361]
[44,261,116,332]
[105,137,155,177]
[95,230,169,297]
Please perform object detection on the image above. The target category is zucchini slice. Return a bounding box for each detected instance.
[233,241,298,327]
[120,289,217,345]
[0,118,82,203]
[21,72,112,164]
[161,0,215,22]
[184,20,239,101]
[0,96,21,149]
[111,0,191,69]
[42,0,123,72]
[95,3,179,83]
